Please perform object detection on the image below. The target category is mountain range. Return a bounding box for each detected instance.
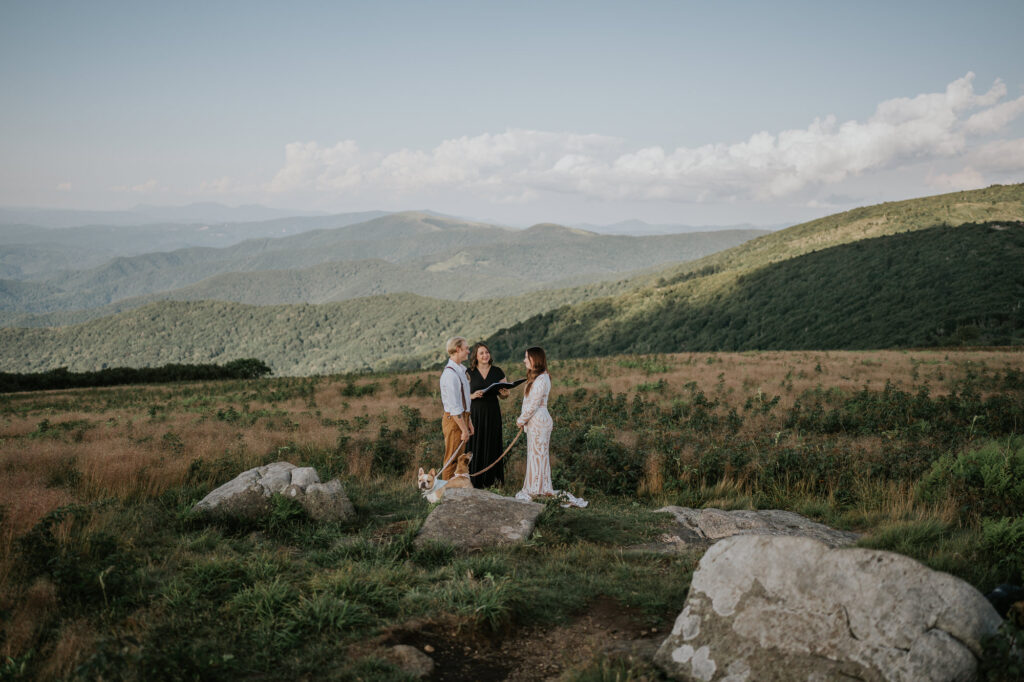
[0,185,1021,375]
[0,212,764,322]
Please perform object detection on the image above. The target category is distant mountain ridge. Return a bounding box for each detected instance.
[573,219,782,236]
[1,185,1020,376]
[0,211,765,319]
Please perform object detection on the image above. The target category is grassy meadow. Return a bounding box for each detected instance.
[1,349,1023,680]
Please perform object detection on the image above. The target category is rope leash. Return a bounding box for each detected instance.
[437,438,466,479]
[470,426,523,477]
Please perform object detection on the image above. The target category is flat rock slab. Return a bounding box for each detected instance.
[193,461,354,522]
[652,506,858,550]
[414,488,544,551]
[655,534,1002,681]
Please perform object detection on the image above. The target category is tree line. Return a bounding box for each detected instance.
[0,358,272,393]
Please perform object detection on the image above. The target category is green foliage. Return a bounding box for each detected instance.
[980,517,1024,581]
[918,438,1024,519]
[489,221,1024,359]
[555,424,642,496]
[981,619,1024,682]
[16,502,139,611]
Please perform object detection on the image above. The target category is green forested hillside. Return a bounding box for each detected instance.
[0,278,639,375]
[653,183,1024,286]
[486,221,1024,358]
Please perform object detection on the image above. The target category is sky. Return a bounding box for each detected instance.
[2,0,1023,227]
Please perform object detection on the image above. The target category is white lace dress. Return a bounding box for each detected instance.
[515,373,587,508]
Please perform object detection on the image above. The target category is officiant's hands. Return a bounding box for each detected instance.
[498,388,510,399]
[471,390,484,400]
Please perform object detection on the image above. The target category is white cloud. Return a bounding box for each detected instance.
[970,137,1024,172]
[199,176,246,194]
[112,179,159,193]
[926,166,987,192]
[267,73,1024,205]
[964,95,1024,135]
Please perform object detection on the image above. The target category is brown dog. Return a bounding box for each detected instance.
[417,451,473,503]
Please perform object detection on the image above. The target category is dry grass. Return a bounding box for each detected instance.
[2,577,58,659]
[0,347,1014,559]
[38,618,95,680]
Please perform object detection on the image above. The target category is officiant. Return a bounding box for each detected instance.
[467,342,510,487]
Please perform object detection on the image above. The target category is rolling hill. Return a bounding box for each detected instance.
[0,210,392,278]
[487,221,1024,358]
[484,184,1024,358]
[0,212,764,318]
[1,185,1020,376]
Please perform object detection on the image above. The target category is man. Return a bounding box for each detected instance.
[439,336,474,480]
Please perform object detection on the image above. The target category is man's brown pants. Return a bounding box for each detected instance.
[440,411,469,480]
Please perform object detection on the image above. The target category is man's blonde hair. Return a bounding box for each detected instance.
[446,336,467,356]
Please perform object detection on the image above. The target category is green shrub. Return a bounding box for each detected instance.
[555,425,641,496]
[917,438,1024,519]
[980,517,1024,582]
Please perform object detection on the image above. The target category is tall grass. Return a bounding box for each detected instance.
[0,349,1020,679]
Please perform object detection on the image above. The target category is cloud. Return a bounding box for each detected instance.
[970,138,1024,173]
[111,179,159,193]
[926,166,987,192]
[56,182,72,192]
[199,176,246,194]
[964,95,1024,135]
[267,73,1024,205]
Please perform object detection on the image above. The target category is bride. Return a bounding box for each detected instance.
[515,346,587,508]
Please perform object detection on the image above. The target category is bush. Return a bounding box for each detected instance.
[917,438,1024,519]
[555,425,642,496]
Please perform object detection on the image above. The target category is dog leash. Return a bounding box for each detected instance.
[470,427,523,478]
[437,439,467,480]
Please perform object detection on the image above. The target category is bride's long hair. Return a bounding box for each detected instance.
[524,346,548,396]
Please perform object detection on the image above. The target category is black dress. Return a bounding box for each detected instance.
[468,365,506,487]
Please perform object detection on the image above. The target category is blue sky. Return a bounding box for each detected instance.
[2,0,1023,226]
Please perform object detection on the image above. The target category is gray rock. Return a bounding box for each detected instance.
[655,535,1002,681]
[257,461,295,494]
[414,488,544,551]
[302,479,356,522]
[193,462,354,522]
[388,644,434,679]
[654,506,859,549]
[290,466,320,488]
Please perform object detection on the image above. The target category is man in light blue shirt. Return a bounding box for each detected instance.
[439,336,473,479]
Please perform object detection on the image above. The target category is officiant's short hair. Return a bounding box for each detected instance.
[446,336,467,356]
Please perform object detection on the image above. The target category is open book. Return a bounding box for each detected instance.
[481,378,526,397]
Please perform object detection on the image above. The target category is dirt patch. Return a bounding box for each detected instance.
[358,596,665,681]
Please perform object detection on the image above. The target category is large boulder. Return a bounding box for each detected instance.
[655,535,1002,681]
[194,462,354,522]
[651,507,858,551]
[414,488,544,551]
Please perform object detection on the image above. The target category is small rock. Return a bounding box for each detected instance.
[414,488,544,550]
[389,645,434,679]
